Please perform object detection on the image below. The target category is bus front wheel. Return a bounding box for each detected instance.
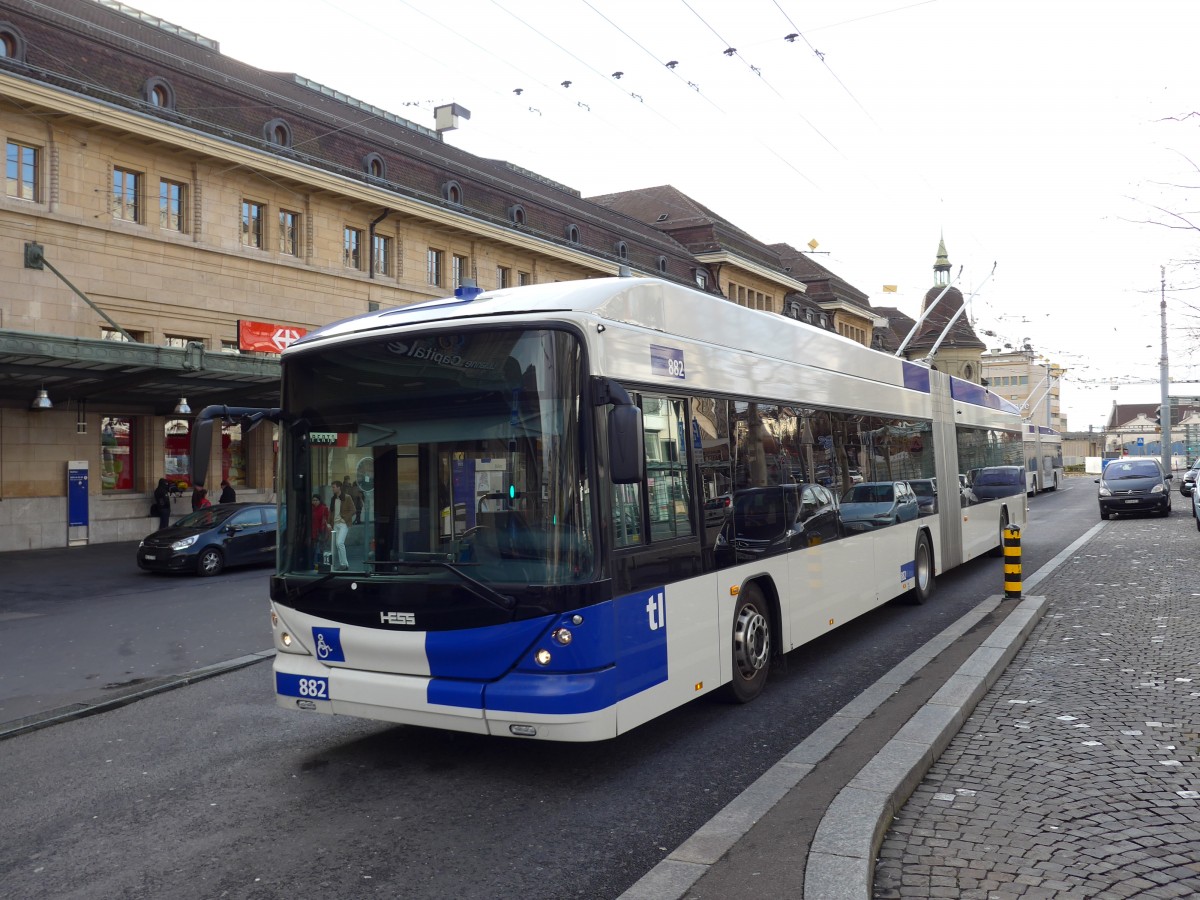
[724,584,771,704]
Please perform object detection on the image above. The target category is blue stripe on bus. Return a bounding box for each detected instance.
[425,615,555,680]
[902,362,930,393]
[949,377,1021,415]
[427,587,669,715]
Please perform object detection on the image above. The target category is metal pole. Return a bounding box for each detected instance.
[1160,266,1171,475]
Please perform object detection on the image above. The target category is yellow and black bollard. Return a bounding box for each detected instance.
[1003,524,1022,599]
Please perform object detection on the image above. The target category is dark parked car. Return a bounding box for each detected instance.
[714,483,840,565]
[1180,460,1200,496]
[137,502,277,576]
[1096,458,1172,520]
[970,466,1026,501]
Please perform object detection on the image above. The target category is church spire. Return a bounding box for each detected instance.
[933,233,951,286]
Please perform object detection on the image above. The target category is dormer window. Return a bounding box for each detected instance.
[657,256,668,274]
[565,224,580,245]
[442,180,463,205]
[363,152,386,180]
[508,204,526,226]
[263,118,293,148]
[143,77,175,110]
[0,24,27,63]
[615,240,628,260]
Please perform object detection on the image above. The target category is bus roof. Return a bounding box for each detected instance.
[290,277,1020,417]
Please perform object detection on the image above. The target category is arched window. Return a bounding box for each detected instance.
[0,24,27,63]
[565,224,580,245]
[263,118,293,148]
[442,180,463,205]
[657,256,668,274]
[143,77,175,110]
[615,240,628,260]
[508,204,526,226]
[363,152,386,180]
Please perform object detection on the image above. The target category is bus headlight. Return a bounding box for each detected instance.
[552,628,573,646]
[281,631,293,647]
[534,649,552,666]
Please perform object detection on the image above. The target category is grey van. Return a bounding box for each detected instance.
[1096,458,1172,519]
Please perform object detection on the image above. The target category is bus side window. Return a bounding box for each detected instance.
[612,483,643,548]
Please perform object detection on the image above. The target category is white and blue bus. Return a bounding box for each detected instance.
[1023,423,1064,493]
[192,277,1027,741]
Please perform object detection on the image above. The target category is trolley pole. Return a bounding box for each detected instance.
[1003,524,1022,600]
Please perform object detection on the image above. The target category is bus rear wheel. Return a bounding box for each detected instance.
[724,584,771,704]
[909,531,935,604]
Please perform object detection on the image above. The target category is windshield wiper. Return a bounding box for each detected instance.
[378,559,517,612]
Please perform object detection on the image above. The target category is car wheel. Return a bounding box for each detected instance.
[909,531,935,605]
[722,583,771,704]
[1159,504,1171,518]
[197,547,224,577]
[1100,507,1110,521]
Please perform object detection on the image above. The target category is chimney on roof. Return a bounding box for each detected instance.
[434,103,471,134]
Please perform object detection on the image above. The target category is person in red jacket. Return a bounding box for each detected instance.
[309,493,330,570]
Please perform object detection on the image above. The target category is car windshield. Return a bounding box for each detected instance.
[173,507,238,528]
[910,482,934,497]
[1106,461,1161,479]
[843,485,893,503]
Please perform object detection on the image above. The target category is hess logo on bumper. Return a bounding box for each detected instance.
[381,611,416,625]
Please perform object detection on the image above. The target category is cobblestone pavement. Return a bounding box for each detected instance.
[875,510,1200,899]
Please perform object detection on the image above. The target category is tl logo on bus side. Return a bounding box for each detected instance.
[645,591,666,631]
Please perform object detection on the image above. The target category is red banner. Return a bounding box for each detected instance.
[238,319,307,354]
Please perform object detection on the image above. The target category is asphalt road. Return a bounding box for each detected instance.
[0,477,1103,899]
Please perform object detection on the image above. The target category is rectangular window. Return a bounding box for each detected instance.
[222,422,246,487]
[497,266,510,289]
[220,340,241,355]
[452,254,468,289]
[343,226,363,270]
[159,179,185,231]
[113,167,142,222]
[6,140,38,201]
[164,335,206,349]
[372,233,391,276]
[164,419,191,489]
[518,271,531,286]
[427,248,443,286]
[279,210,299,256]
[101,416,136,493]
[241,200,264,248]
[695,271,708,290]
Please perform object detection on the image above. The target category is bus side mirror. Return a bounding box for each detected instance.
[608,405,645,485]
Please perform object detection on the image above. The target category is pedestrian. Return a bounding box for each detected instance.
[197,488,211,508]
[153,477,172,530]
[219,479,236,504]
[329,480,354,570]
[191,481,205,511]
[309,493,329,570]
[346,477,365,524]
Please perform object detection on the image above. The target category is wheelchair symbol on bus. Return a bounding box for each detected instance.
[311,627,345,662]
[316,633,332,659]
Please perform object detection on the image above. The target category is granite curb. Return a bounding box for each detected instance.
[618,590,1016,900]
[0,648,276,741]
[803,594,1047,900]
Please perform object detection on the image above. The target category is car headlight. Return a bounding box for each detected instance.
[1151,483,1165,494]
[171,535,198,550]
[1098,487,1112,497]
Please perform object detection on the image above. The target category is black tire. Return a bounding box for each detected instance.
[1100,507,1110,521]
[1050,474,1059,491]
[197,547,224,577]
[988,510,1010,557]
[909,531,935,604]
[723,583,771,704]
[1159,504,1171,518]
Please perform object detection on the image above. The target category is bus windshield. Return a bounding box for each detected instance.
[277,326,593,589]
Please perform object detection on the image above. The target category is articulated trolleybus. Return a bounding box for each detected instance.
[1023,423,1064,493]
[192,277,1026,741]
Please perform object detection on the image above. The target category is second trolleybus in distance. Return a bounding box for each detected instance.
[191,277,1028,741]
[1023,423,1064,493]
